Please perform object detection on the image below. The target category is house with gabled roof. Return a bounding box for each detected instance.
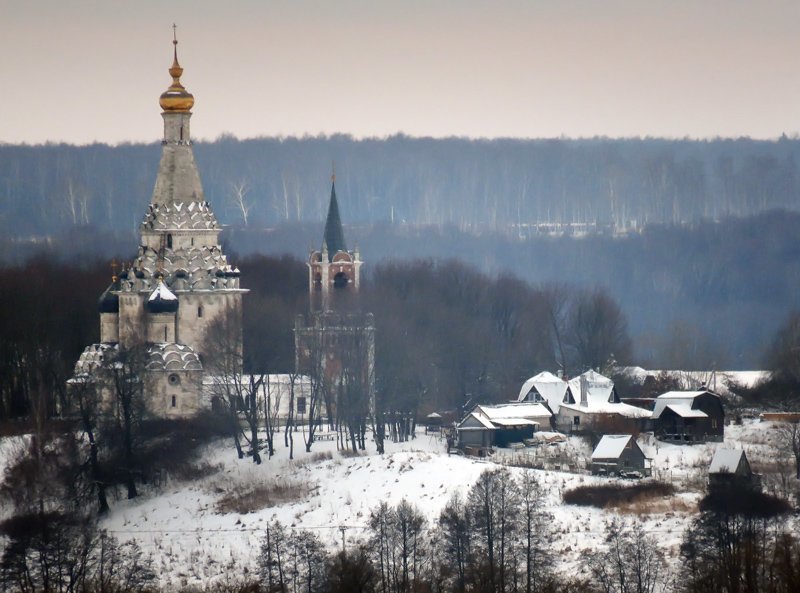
[709,448,757,490]
[590,434,651,476]
[517,371,569,414]
[517,370,649,433]
[652,390,724,443]
[456,402,551,449]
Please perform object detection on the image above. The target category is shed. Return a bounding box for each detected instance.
[709,448,757,490]
[425,412,443,434]
[591,434,650,477]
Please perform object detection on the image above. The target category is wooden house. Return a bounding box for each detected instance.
[652,390,724,443]
[456,402,551,450]
[708,448,758,490]
[590,434,650,477]
[518,370,649,433]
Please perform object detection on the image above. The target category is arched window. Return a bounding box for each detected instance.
[164,326,168,341]
[167,234,173,249]
[171,395,177,407]
[198,305,203,318]
[333,272,349,289]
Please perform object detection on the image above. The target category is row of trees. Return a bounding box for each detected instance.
[4,135,800,238]
[245,469,800,593]
[251,468,563,593]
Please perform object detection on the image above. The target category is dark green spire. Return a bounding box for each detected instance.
[322,178,346,261]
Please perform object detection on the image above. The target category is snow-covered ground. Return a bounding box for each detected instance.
[0,420,794,589]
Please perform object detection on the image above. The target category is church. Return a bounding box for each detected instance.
[71,32,246,417]
[294,174,376,421]
[71,31,374,422]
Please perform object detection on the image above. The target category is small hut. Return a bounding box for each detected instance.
[591,435,650,477]
[708,448,758,490]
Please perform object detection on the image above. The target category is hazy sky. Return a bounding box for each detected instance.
[2,1,799,144]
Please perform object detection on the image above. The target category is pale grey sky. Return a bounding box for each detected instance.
[2,0,799,144]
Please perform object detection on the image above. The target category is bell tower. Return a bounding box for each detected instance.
[307,172,362,311]
[295,174,375,423]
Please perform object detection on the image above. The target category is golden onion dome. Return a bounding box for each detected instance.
[159,29,194,112]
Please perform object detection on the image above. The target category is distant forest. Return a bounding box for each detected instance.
[3,134,800,235]
[2,135,800,369]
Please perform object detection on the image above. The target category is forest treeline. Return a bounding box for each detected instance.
[2,134,800,238]
[0,254,632,421]
[6,251,800,427]
[3,135,800,367]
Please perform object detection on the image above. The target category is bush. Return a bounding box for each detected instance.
[563,481,675,508]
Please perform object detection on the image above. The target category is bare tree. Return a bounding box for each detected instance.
[68,376,110,514]
[467,467,520,593]
[202,303,248,460]
[518,471,552,593]
[568,287,632,373]
[104,343,149,500]
[777,421,800,480]
[262,374,282,460]
[439,492,472,593]
[228,180,252,226]
[588,519,669,593]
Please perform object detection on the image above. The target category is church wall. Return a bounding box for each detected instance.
[118,293,147,347]
[177,291,243,356]
[100,312,119,343]
[147,312,176,343]
[145,370,204,418]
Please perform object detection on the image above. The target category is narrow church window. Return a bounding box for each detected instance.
[164,326,168,341]
[191,237,194,246]
[198,305,203,318]
[171,395,177,407]
[167,234,173,249]
[180,125,184,141]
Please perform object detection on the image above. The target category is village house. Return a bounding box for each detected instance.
[456,402,551,450]
[652,390,724,443]
[517,370,649,433]
[590,434,651,477]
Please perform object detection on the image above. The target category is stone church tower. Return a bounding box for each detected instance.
[295,176,375,418]
[72,31,246,417]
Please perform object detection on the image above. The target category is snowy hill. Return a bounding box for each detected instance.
[0,420,793,590]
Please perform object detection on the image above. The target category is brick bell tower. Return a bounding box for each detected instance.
[307,173,362,311]
[295,172,375,420]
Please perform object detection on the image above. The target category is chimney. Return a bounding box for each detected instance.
[580,374,588,407]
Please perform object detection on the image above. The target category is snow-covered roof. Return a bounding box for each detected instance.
[491,418,539,427]
[148,279,178,302]
[663,404,708,419]
[516,371,568,412]
[652,391,712,419]
[146,343,203,371]
[617,367,768,397]
[559,401,651,418]
[709,448,745,474]
[475,402,552,421]
[568,370,615,406]
[591,435,635,459]
[457,412,495,430]
[73,342,119,375]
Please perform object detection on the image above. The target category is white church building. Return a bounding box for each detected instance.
[71,33,246,417]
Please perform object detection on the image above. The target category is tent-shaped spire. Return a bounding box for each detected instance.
[322,176,347,261]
